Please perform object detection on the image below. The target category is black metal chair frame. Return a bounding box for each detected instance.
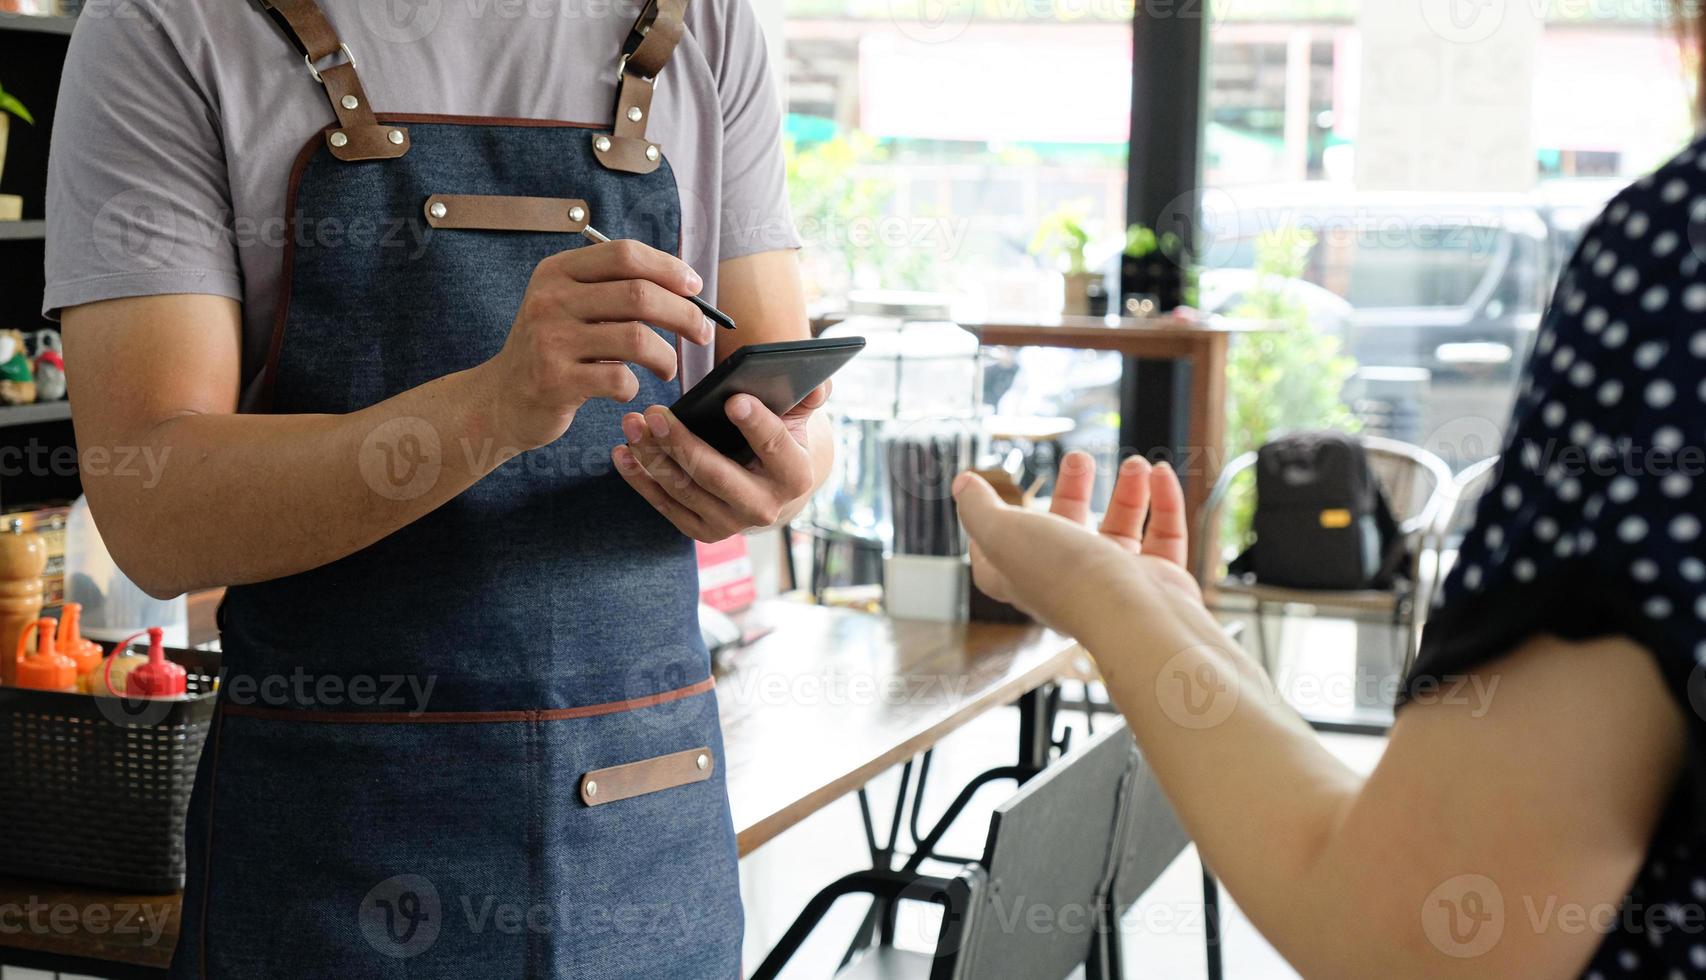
[755,719,1218,980]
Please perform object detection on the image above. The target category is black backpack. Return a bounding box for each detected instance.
[1230,432,1405,591]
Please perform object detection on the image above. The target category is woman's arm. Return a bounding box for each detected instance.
[953,463,1686,979]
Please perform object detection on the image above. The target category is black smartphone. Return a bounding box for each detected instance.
[670,337,866,464]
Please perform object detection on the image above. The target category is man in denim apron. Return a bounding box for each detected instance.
[46,0,823,974]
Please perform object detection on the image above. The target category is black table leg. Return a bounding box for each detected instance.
[1015,682,1059,778]
[840,759,915,969]
[771,682,1064,977]
[1203,867,1223,980]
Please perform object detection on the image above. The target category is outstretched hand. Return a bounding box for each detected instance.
[953,451,1201,634]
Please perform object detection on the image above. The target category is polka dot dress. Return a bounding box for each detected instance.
[1406,138,1706,976]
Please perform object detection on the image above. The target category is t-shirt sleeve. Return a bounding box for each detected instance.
[1404,172,1706,771]
[699,0,799,262]
[43,5,240,319]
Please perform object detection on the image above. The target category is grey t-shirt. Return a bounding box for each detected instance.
[44,0,798,408]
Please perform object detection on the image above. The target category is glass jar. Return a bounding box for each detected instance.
[814,291,982,547]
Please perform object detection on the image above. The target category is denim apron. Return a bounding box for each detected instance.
[170,2,742,976]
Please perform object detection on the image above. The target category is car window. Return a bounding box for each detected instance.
[1321,225,1499,310]
[1209,221,1506,311]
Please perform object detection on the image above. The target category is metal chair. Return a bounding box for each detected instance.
[753,724,1164,980]
[1087,739,1193,980]
[1414,454,1501,627]
[1193,436,1456,680]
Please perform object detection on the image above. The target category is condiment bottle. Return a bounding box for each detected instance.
[93,630,155,698]
[15,617,76,693]
[123,628,185,699]
[0,518,45,687]
[59,602,104,690]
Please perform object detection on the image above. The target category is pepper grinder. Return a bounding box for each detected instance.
[0,518,46,687]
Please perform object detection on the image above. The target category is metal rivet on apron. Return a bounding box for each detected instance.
[696,754,709,771]
[329,131,348,148]
[626,106,643,123]
[645,145,659,162]
[429,202,448,219]
[388,130,405,145]
[568,205,586,223]
[341,94,359,110]
[585,780,598,797]
[594,135,612,153]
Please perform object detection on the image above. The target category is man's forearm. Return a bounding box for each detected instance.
[82,364,515,597]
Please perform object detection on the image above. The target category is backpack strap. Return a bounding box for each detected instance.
[592,0,687,175]
[257,0,411,162]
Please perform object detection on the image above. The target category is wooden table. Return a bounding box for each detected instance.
[971,313,1258,528]
[721,601,1077,855]
[0,603,1079,978]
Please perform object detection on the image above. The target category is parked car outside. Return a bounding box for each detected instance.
[1195,183,1620,466]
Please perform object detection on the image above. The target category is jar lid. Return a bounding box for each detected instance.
[846,290,954,321]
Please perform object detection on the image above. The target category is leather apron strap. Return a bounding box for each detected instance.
[255,0,687,172]
[592,0,689,175]
[257,0,411,162]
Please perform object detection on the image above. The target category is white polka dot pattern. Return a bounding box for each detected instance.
[1411,141,1706,979]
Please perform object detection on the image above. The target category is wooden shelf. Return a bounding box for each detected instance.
[0,12,76,35]
[0,401,70,428]
[0,220,46,241]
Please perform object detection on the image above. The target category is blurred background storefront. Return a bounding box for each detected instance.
[776,0,1695,479]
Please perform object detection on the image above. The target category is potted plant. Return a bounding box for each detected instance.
[0,82,32,217]
[1121,222,1197,313]
[1030,203,1097,316]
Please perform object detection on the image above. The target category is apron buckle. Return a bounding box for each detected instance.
[305,42,355,85]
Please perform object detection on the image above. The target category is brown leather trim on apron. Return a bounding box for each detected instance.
[424,194,592,234]
[622,0,687,78]
[579,746,713,806]
[258,129,327,413]
[260,0,409,162]
[260,114,692,414]
[595,75,664,176]
[218,675,716,724]
[593,0,689,175]
[257,0,342,62]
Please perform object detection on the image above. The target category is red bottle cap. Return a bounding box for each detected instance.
[124,628,186,699]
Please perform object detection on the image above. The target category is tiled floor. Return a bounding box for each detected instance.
[740,612,1393,979]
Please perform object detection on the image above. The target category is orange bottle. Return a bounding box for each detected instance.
[15,617,76,693]
[59,602,104,690]
[0,518,45,687]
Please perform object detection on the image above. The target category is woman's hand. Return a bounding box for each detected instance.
[953,451,1201,634]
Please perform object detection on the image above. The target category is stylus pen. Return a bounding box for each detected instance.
[581,225,737,331]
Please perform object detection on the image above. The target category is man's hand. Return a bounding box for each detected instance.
[612,384,828,542]
[477,239,715,451]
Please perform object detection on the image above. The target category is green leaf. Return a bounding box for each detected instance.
[1029,201,1094,273]
[1124,224,1158,258]
[0,86,33,125]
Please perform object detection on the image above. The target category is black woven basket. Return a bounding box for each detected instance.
[0,647,219,894]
